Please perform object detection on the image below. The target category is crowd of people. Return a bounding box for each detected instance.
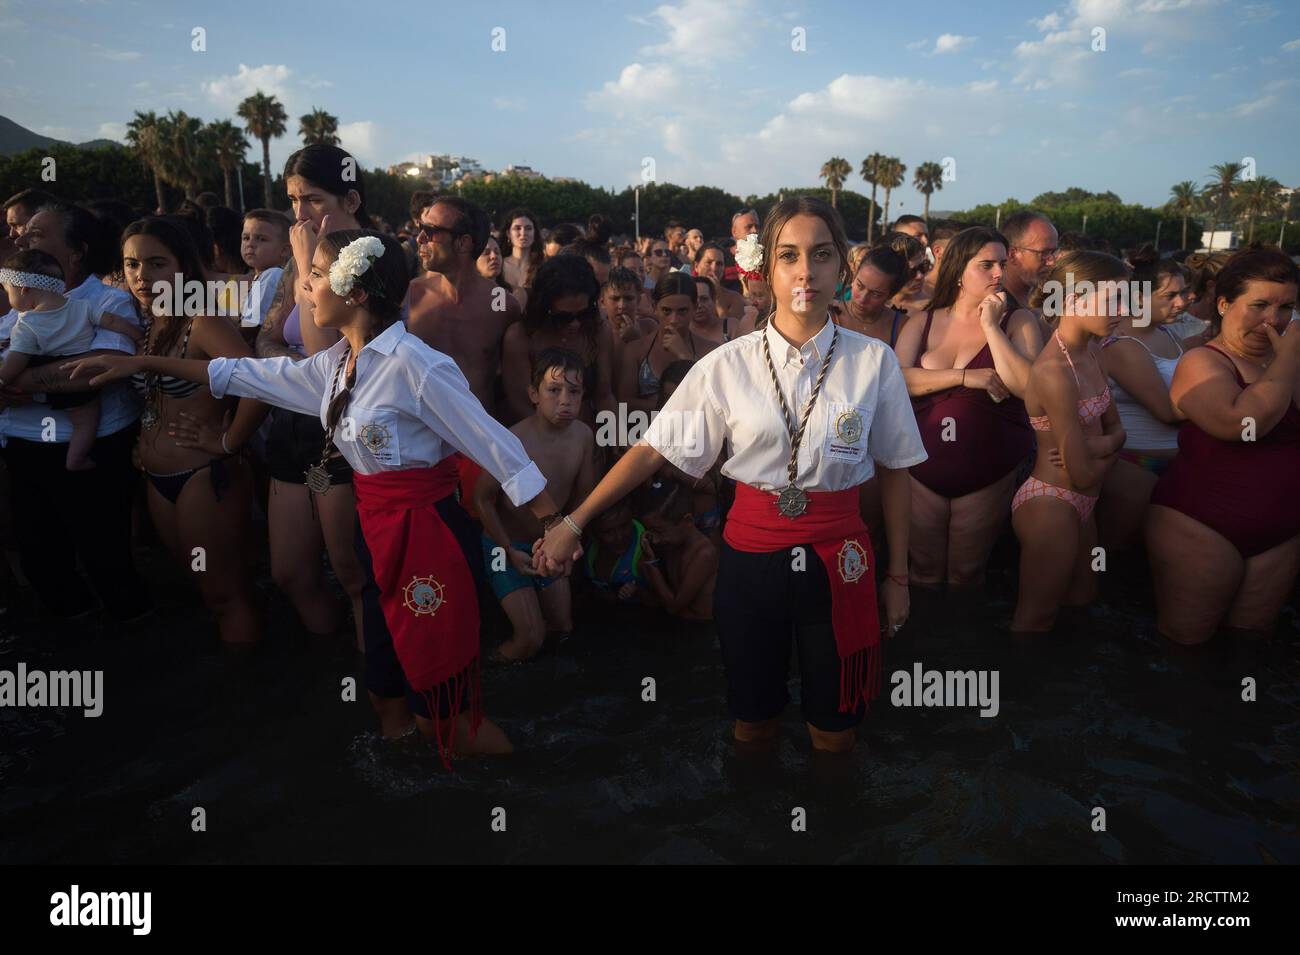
[1,141,1296,761]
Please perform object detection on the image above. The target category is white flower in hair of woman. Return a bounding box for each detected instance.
[329,236,386,296]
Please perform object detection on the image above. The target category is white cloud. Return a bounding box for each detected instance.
[337,121,379,165]
[585,62,684,115]
[96,122,127,142]
[933,34,976,54]
[1033,12,1065,29]
[203,64,294,112]
[1283,38,1300,51]
[92,45,142,62]
[966,79,999,92]
[493,97,526,112]
[906,38,929,51]
[1232,95,1276,117]
[641,0,761,59]
[37,125,75,141]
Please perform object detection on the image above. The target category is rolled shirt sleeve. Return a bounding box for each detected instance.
[640,360,726,479]
[868,348,928,469]
[207,352,330,418]
[413,358,546,507]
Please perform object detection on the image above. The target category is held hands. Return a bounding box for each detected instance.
[61,354,139,388]
[508,547,540,579]
[169,409,228,457]
[532,520,583,576]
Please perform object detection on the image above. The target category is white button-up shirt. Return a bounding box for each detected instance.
[642,317,927,491]
[208,320,547,506]
[0,274,142,445]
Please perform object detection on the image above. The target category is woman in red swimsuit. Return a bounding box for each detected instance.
[895,227,1043,587]
[1146,247,1300,644]
[1012,252,1129,632]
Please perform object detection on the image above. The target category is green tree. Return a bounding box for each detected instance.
[860,152,886,243]
[299,108,340,146]
[1166,181,1199,251]
[878,157,906,232]
[913,161,944,223]
[125,111,168,212]
[1235,176,1282,244]
[1204,161,1243,228]
[209,120,248,209]
[819,157,851,208]
[238,91,288,207]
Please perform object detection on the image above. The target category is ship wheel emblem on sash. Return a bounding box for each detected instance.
[836,539,868,584]
[403,576,445,616]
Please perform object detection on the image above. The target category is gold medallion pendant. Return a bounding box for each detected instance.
[776,483,809,518]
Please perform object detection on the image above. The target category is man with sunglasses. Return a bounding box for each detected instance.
[405,197,519,421]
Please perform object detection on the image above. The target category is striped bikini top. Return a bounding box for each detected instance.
[131,318,203,398]
[1029,332,1111,432]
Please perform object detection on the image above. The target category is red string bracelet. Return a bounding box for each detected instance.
[886,572,909,587]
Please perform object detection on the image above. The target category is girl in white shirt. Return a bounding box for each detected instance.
[67,231,565,767]
[536,197,926,754]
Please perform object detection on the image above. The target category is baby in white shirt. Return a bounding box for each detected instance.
[0,250,141,470]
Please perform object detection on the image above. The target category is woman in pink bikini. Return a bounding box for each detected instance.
[1012,252,1129,632]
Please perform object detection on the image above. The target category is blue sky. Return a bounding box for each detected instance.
[3,0,1297,212]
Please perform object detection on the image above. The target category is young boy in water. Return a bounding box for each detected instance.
[583,498,648,603]
[634,478,717,621]
[475,348,597,661]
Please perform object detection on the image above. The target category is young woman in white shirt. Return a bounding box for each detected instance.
[536,197,926,754]
[67,231,566,766]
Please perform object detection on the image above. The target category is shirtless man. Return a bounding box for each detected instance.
[474,349,596,661]
[404,196,519,417]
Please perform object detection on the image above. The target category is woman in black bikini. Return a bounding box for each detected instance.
[122,217,268,643]
[617,273,719,415]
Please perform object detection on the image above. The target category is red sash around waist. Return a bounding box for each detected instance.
[724,482,882,714]
[353,457,479,767]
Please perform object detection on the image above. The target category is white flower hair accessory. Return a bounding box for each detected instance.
[328,236,386,298]
[734,234,763,280]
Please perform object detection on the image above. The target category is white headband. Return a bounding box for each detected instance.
[0,268,65,294]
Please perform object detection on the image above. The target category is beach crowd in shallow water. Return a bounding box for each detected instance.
[0,141,1296,761]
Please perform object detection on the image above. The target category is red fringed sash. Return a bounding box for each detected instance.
[353,458,481,768]
[724,483,882,714]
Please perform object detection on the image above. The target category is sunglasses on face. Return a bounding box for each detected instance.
[418,223,464,242]
[912,259,932,275]
[548,304,598,323]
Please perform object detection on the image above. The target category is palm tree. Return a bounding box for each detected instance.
[238,91,289,207]
[126,110,167,212]
[1166,181,1199,250]
[209,120,249,209]
[158,110,210,200]
[299,108,341,146]
[912,161,944,223]
[1235,177,1282,244]
[819,157,851,208]
[878,157,907,232]
[1204,161,1244,229]
[860,152,886,243]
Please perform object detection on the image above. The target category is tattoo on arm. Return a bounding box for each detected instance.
[256,266,296,359]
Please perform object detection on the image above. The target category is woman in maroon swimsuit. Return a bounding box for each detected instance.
[1146,247,1300,644]
[895,227,1043,587]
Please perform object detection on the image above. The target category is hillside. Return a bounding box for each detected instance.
[0,115,124,156]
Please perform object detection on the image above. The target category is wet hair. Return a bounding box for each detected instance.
[547,223,584,248]
[501,207,542,285]
[1183,250,1230,301]
[758,196,850,291]
[855,245,912,299]
[1030,250,1131,318]
[602,267,641,298]
[530,346,587,391]
[524,254,601,343]
[283,144,371,227]
[4,188,58,216]
[243,207,291,241]
[634,478,693,525]
[205,206,244,271]
[35,201,119,278]
[651,271,698,307]
[409,190,436,224]
[429,195,491,259]
[1212,245,1300,334]
[925,226,1008,313]
[1001,211,1053,248]
[585,214,612,248]
[120,217,208,358]
[3,248,63,281]
[317,230,411,336]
